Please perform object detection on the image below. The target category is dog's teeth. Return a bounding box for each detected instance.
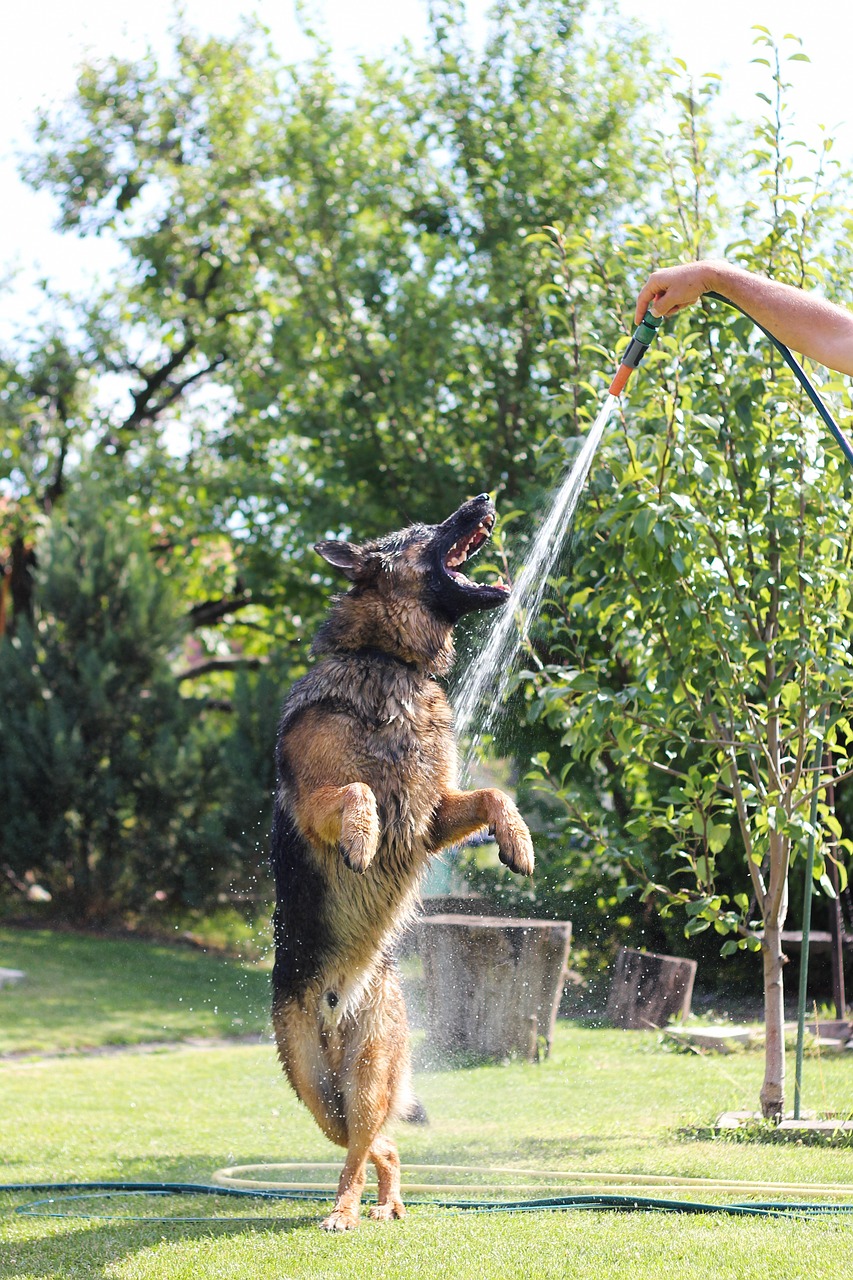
[446,524,491,573]
[446,538,471,567]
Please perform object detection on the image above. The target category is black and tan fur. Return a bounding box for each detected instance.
[270,493,534,1231]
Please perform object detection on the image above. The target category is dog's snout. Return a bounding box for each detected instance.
[475,492,490,502]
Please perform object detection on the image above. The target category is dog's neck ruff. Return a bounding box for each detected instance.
[312,596,456,677]
[343,646,421,673]
[277,646,443,745]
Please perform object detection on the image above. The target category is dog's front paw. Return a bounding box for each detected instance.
[494,813,535,877]
[339,782,380,873]
[339,833,377,874]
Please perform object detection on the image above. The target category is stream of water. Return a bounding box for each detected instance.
[453,392,617,766]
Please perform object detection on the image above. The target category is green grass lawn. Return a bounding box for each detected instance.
[3,927,853,1278]
[0,927,271,1053]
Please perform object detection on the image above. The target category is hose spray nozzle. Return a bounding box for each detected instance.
[608,309,664,396]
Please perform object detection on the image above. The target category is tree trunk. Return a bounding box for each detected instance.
[418,914,572,1062]
[760,919,786,1120]
[605,947,697,1029]
[7,536,36,633]
[760,824,790,1121]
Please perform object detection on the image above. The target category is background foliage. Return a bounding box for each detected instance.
[2,0,852,1019]
[1,0,654,924]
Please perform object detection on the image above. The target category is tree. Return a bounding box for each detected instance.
[520,41,853,1116]
[0,489,238,921]
[6,4,654,648]
[1,2,658,919]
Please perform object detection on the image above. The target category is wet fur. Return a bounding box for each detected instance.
[270,499,534,1231]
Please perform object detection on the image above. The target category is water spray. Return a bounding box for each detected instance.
[608,308,664,397]
[453,307,667,752]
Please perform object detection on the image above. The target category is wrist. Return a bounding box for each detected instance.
[697,259,727,295]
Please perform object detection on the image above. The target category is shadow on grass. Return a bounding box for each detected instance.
[1,1160,328,1280]
[1,1211,320,1280]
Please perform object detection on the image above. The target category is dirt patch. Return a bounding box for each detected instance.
[0,1032,269,1064]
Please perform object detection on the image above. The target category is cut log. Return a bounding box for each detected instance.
[418,914,572,1061]
[605,947,697,1030]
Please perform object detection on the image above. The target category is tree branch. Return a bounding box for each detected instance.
[187,593,255,629]
[175,655,270,681]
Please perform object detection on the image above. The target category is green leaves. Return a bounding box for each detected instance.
[4,6,661,658]
[515,34,853,977]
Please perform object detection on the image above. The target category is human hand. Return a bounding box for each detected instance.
[634,261,722,324]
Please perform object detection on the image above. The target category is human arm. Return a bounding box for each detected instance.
[634,260,853,376]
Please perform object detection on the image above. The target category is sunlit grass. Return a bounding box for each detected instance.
[0,927,271,1054]
[3,929,853,1277]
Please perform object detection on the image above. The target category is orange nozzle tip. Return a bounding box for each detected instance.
[608,364,632,397]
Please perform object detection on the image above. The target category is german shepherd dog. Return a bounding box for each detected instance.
[270,493,534,1231]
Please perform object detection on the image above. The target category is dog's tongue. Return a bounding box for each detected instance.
[446,565,509,592]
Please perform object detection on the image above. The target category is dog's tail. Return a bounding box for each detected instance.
[400,1095,429,1125]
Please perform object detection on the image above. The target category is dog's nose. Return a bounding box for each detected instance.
[475,492,490,502]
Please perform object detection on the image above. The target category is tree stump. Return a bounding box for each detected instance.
[418,914,572,1061]
[605,947,697,1029]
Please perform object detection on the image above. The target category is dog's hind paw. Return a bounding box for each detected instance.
[320,1206,360,1232]
[369,1199,406,1222]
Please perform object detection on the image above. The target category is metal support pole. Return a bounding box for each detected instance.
[793,712,830,1120]
[827,778,846,1021]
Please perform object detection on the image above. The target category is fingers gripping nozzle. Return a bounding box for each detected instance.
[608,309,664,396]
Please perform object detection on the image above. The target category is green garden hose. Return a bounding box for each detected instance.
[5,1166,853,1222]
[706,290,853,467]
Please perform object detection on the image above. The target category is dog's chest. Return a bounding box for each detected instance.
[280,654,455,849]
[361,677,453,836]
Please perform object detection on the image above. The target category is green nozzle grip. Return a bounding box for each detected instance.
[633,309,664,346]
[618,308,664,372]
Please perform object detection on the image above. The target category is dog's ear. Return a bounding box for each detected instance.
[314,540,365,581]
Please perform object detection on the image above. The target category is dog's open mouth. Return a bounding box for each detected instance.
[442,513,510,594]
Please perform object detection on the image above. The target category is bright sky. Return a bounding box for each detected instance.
[2,0,852,335]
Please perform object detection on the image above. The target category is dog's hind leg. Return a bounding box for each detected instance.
[321,966,411,1231]
[368,1134,405,1222]
[321,1093,406,1231]
[272,998,349,1148]
[321,1134,372,1232]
